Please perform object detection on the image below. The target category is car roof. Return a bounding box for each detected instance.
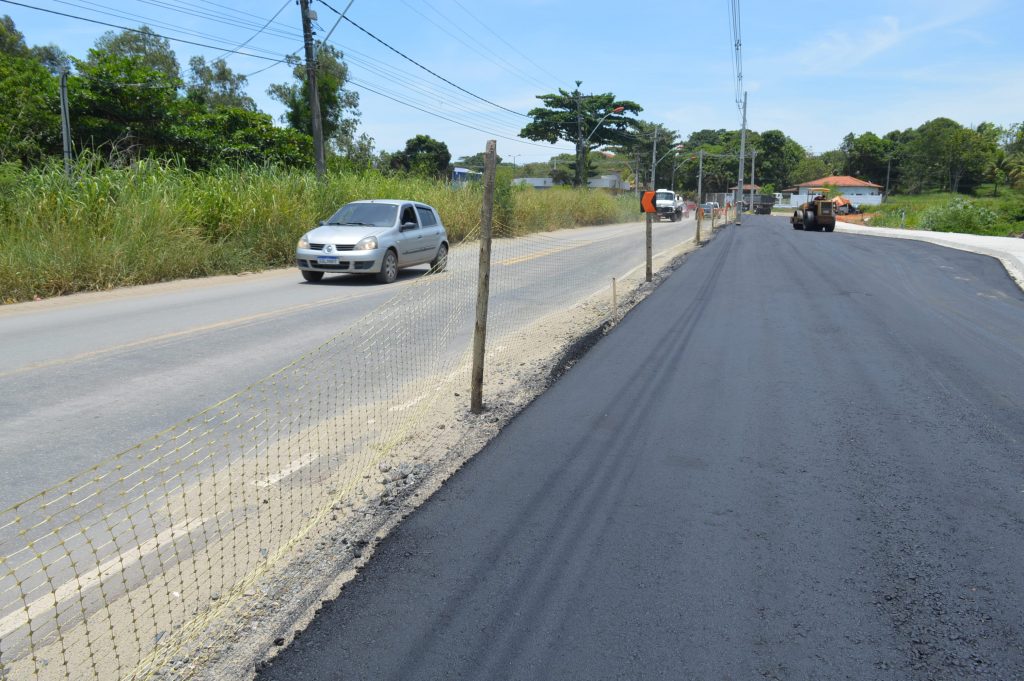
[348,199,433,208]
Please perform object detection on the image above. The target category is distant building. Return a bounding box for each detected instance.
[727,183,762,194]
[511,172,627,192]
[779,175,884,207]
[451,167,482,187]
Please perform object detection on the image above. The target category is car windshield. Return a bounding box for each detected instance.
[326,203,398,227]
[656,192,674,201]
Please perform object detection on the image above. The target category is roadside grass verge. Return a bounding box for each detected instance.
[863,189,1024,237]
[0,161,638,304]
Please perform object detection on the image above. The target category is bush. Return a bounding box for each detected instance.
[919,197,998,233]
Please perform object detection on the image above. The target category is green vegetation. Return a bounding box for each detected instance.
[0,159,637,303]
[865,189,1024,237]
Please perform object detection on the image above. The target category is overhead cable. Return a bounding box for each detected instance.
[0,0,287,61]
[317,1,528,118]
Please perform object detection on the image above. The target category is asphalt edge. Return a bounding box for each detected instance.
[836,222,1024,293]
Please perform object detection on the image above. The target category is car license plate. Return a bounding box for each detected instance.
[316,256,339,264]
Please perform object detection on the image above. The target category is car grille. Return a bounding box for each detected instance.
[309,243,355,251]
[297,259,350,270]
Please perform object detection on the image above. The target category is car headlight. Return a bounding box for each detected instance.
[298,235,310,249]
[354,236,378,251]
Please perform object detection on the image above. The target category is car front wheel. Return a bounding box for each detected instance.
[376,249,399,284]
[430,243,448,273]
[301,270,324,283]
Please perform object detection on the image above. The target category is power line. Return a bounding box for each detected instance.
[399,0,553,93]
[0,0,288,61]
[212,0,291,63]
[728,0,743,111]
[52,0,285,59]
[351,78,572,151]
[448,0,569,90]
[318,1,528,118]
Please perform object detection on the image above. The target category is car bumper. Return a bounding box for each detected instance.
[296,248,383,273]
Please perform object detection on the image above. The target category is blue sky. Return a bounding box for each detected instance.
[3,0,1022,163]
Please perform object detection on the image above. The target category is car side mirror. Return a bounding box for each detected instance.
[319,220,326,225]
[401,221,417,231]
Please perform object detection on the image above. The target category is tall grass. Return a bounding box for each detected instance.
[866,189,1024,237]
[0,159,638,303]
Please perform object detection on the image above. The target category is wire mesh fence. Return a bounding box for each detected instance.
[0,214,703,680]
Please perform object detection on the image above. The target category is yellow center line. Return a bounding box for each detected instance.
[0,286,396,379]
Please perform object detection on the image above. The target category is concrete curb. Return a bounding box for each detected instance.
[835,221,1024,293]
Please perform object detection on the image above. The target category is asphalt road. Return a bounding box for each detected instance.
[0,218,693,511]
[259,215,1024,680]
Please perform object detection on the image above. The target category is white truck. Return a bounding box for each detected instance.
[654,189,683,222]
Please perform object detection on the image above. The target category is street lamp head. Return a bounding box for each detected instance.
[611,106,624,114]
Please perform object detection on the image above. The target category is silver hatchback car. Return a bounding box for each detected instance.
[296,200,449,284]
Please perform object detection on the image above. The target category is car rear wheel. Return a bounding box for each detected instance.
[301,270,324,283]
[376,249,399,284]
[430,243,448,273]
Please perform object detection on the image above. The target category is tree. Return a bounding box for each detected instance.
[268,44,359,149]
[751,129,804,190]
[457,152,502,171]
[71,51,180,160]
[519,83,641,187]
[841,131,892,186]
[0,52,59,164]
[985,149,1014,196]
[0,15,28,57]
[390,134,451,178]
[186,56,256,111]
[86,26,180,81]
[170,107,312,168]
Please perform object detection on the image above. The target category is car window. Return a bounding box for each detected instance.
[400,206,419,227]
[327,203,397,227]
[656,192,674,202]
[416,206,437,226]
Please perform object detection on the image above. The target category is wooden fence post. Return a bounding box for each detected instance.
[470,140,497,414]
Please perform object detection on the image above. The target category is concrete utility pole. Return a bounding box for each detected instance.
[735,91,747,225]
[574,81,585,188]
[696,149,704,242]
[650,127,658,189]
[300,0,326,178]
[59,68,72,178]
[749,148,757,213]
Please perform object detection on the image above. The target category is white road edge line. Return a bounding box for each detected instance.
[252,451,320,488]
[0,516,208,639]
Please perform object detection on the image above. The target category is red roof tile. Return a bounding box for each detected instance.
[795,175,883,189]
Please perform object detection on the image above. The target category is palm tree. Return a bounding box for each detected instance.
[986,149,1013,196]
[1008,154,1024,190]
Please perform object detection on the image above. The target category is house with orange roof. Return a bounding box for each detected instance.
[780,175,884,208]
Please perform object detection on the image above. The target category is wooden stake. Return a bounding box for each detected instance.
[470,140,497,414]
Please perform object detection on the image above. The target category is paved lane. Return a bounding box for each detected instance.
[259,216,1024,680]
[0,219,693,510]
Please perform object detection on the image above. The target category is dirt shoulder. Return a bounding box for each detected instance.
[157,228,715,680]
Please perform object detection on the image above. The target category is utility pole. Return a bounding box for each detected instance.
[574,81,585,188]
[885,156,892,197]
[735,91,747,225]
[650,127,658,189]
[696,150,704,243]
[59,68,72,178]
[749,149,757,214]
[299,0,326,178]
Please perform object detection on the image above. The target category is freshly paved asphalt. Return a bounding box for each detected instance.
[258,215,1024,680]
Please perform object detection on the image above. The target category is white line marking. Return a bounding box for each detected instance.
[252,451,320,488]
[0,517,207,639]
